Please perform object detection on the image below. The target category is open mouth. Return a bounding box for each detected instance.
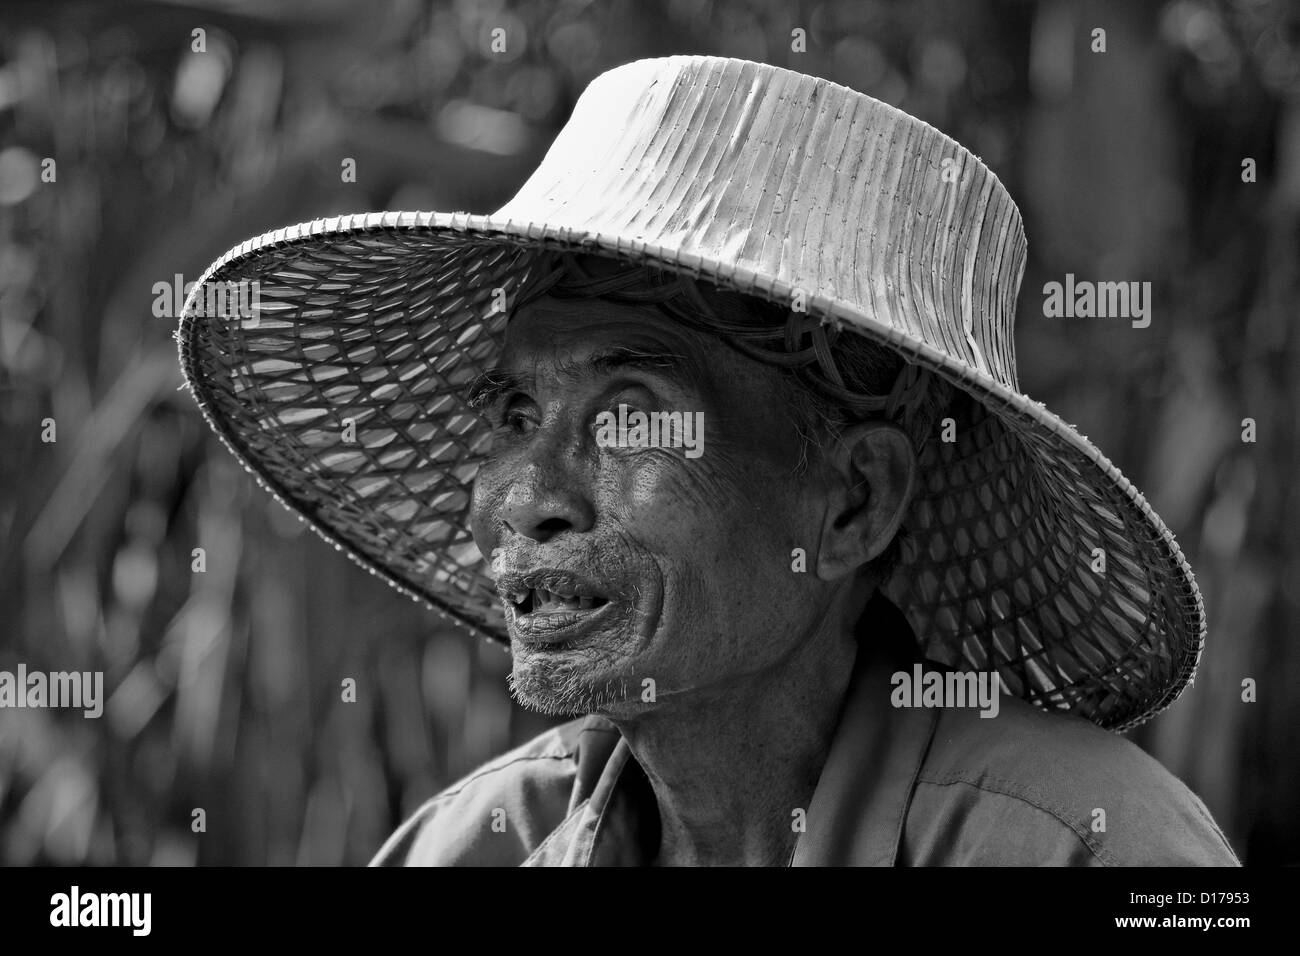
[497,570,619,643]
[509,587,611,615]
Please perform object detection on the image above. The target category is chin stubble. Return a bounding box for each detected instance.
[507,650,634,717]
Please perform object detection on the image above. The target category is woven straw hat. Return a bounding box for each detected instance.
[177,55,1204,732]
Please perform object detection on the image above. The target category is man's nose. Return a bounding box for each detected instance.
[500,445,595,543]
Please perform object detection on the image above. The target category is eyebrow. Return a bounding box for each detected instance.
[466,367,525,410]
[465,345,698,409]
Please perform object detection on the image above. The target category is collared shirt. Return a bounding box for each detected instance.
[371,598,1240,866]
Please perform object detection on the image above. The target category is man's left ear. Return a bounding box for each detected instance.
[815,421,917,582]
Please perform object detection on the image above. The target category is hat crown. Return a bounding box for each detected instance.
[495,55,1027,390]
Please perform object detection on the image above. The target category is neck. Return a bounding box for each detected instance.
[612,589,866,867]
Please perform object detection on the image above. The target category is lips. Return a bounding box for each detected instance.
[496,568,617,642]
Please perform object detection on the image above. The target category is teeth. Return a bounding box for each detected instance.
[513,586,602,613]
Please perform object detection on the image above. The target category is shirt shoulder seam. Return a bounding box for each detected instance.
[914,776,1112,866]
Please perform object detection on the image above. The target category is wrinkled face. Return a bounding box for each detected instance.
[468,294,836,718]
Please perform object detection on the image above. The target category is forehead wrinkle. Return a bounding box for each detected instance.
[505,338,713,395]
[558,344,699,388]
[495,297,752,401]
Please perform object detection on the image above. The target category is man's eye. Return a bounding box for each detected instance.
[502,408,536,434]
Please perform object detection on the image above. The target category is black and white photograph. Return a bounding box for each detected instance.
[1,0,1297,930]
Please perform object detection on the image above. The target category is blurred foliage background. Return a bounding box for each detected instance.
[0,0,1296,865]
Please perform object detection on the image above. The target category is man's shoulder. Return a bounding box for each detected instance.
[907,694,1240,866]
[370,715,619,866]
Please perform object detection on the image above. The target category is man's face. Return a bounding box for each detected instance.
[469,294,833,718]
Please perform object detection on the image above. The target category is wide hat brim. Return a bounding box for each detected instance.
[177,58,1205,732]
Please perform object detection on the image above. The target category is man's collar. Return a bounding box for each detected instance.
[791,593,941,864]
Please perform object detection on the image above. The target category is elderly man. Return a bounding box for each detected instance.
[179,56,1239,866]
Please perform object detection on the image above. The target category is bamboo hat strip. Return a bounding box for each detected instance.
[177,56,1204,732]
